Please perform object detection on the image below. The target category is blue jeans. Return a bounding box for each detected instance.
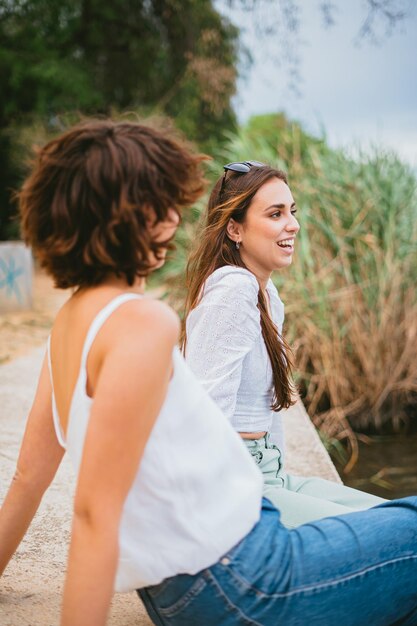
[137,498,417,625]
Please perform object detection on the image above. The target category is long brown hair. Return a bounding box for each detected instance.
[183,165,296,411]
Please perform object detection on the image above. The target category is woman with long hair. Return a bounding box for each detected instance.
[1,128,417,626]
[183,161,385,528]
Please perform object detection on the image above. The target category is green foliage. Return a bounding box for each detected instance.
[160,112,417,450]
[0,0,240,238]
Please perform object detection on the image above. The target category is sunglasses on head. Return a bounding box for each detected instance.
[223,160,265,173]
[219,160,266,200]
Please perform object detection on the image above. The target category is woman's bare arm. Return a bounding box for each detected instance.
[0,355,65,576]
[61,299,179,626]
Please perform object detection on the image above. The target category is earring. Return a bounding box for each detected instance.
[235,241,240,250]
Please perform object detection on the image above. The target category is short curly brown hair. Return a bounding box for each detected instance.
[19,119,206,288]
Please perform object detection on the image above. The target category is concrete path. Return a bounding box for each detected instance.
[0,347,340,626]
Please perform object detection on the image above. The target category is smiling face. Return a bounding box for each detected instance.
[227,177,299,283]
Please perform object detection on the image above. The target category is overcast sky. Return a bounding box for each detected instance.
[217,0,417,167]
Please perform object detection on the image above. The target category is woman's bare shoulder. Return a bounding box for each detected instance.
[112,297,180,341]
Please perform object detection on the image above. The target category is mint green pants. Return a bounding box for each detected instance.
[244,434,386,529]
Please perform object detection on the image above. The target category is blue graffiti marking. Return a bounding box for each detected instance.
[0,256,25,304]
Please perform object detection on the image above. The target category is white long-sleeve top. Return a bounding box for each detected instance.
[185,265,285,450]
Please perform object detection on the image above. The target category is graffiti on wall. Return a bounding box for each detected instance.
[0,256,25,304]
[0,244,32,312]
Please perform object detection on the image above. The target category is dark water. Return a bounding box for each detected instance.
[335,434,417,500]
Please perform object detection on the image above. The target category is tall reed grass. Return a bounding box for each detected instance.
[156,114,417,469]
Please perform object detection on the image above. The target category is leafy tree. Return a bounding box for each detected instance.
[0,0,410,238]
[0,0,239,238]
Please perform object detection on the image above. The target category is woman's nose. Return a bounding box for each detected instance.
[287,214,300,233]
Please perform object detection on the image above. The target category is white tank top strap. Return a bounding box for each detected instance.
[47,293,143,449]
[46,335,67,449]
[80,292,143,368]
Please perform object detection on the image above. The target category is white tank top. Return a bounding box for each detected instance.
[47,293,263,592]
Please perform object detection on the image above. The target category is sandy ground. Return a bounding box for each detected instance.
[0,271,340,626]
